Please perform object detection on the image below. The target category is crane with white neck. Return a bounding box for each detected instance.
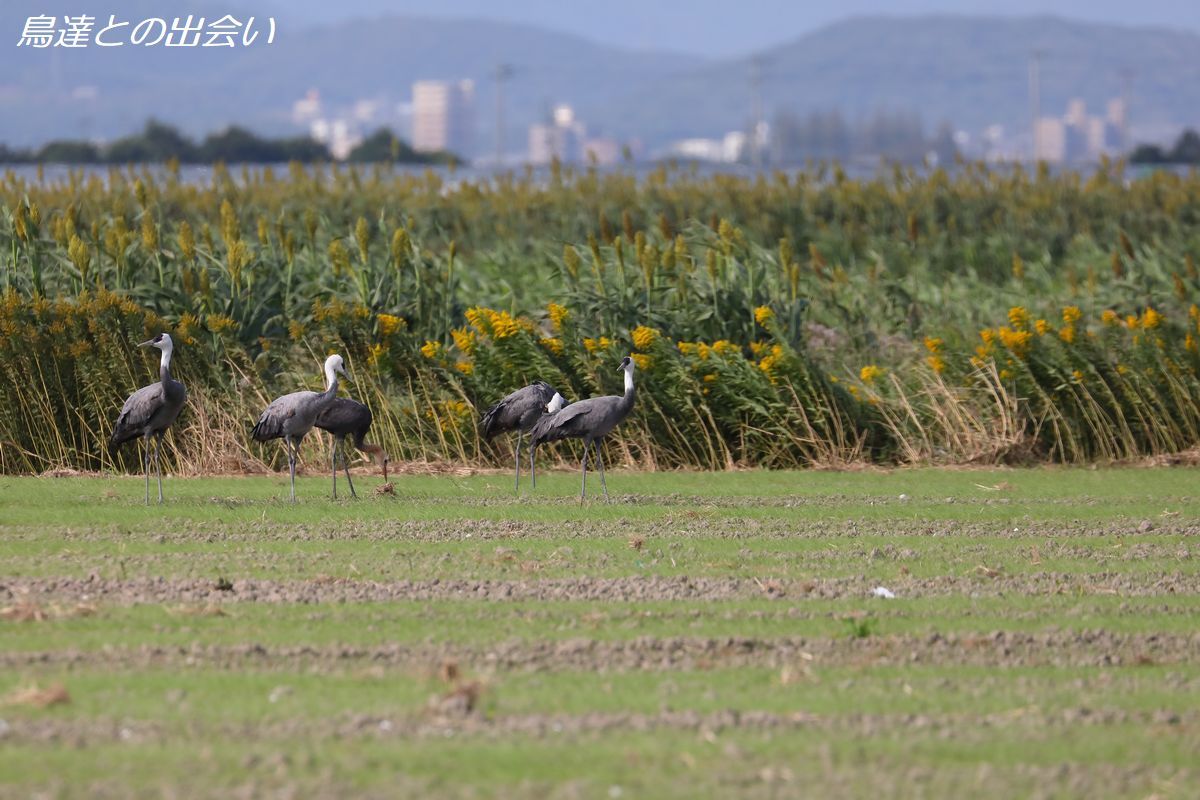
[108,333,188,504]
[529,356,636,502]
[252,353,349,502]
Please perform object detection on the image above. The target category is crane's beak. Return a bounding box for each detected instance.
[137,338,156,348]
[338,368,353,385]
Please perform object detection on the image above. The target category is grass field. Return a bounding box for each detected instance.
[2,466,1199,798]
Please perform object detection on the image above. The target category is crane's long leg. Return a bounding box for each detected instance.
[513,432,522,494]
[143,432,151,505]
[154,433,164,504]
[286,435,297,503]
[330,436,338,500]
[343,443,358,499]
[579,441,589,504]
[530,444,537,489]
[593,440,608,501]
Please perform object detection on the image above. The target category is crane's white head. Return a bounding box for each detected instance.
[546,392,566,413]
[323,354,349,388]
[138,332,173,352]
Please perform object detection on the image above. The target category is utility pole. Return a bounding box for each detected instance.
[1028,49,1044,162]
[494,63,514,167]
[1119,67,1133,154]
[750,56,767,169]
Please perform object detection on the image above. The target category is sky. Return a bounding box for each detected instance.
[287,0,1200,56]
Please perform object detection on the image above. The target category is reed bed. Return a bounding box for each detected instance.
[1,159,1198,473]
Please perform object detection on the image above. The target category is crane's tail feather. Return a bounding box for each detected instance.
[479,402,504,440]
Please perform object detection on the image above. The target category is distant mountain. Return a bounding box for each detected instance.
[2,10,1198,152]
[602,15,1200,145]
[0,4,704,149]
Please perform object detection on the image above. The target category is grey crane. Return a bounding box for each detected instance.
[108,333,188,504]
[252,353,349,502]
[480,380,565,491]
[529,356,636,501]
[314,397,389,499]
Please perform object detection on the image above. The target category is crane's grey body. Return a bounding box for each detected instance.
[530,357,636,501]
[252,354,348,502]
[480,380,563,491]
[315,397,389,499]
[108,333,186,504]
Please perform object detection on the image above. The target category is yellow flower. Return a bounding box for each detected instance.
[421,340,442,359]
[696,343,712,360]
[1062,306,1082,325]
[1034,319,1050,336]
[926,355,945,374]
[451,327,476,355]
[999,369,1012,380]
[540,336,563,355]
[677,341,698,356]
[860,364,884,384]
[465,307,488,333]
[1117,364,1129,375]
[287,320,306,341]
[979,328,995,345]
[1186,334,1198,353]
[631,353,652,370]
[378,313,405,336]
[455,360,473,375]
[487,309,521,339]
[547,302,570,331]
[1059,326,1076,344]
[1007,306,1029,330]
[998,326,1032,357]
[1141,307,1163,329]
[1072,369,1084,382]
[749,341,766,357]
[754,305,774,325]
[712,340,738,356]
[206,314,237,334]
[703,373,717,383]
[367,343,387,366]
[583,336,611,354]
[923,336,943,354]
[1101,309,1119,327]
[632,325,659,351]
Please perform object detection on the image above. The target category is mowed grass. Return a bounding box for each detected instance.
[2,467,1199,798]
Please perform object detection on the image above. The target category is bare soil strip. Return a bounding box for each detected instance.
[6,707,1197,748]
[13,517,1200,543]
[6,631,1198,671]
[4,571,1198,605]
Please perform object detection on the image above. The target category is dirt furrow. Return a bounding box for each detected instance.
[6,707,1196,748]
[5,571,1200,605]
[5,631,1198,671]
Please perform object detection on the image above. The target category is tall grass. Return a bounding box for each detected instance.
[1,159,1198,473]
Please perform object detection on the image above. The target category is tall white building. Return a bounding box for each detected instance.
[412,80,475,157]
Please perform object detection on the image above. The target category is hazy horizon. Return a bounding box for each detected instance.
[284,0,1200,57]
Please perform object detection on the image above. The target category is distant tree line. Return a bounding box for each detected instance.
[0,121,458,165]
[1130,129,1200,165]
[769,109,958,165]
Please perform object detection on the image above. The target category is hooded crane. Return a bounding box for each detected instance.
[108,333,187,504]
[530,356,636,501]
[480,381,565,491]
[252,354,349,502]
[314,397,389,499]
